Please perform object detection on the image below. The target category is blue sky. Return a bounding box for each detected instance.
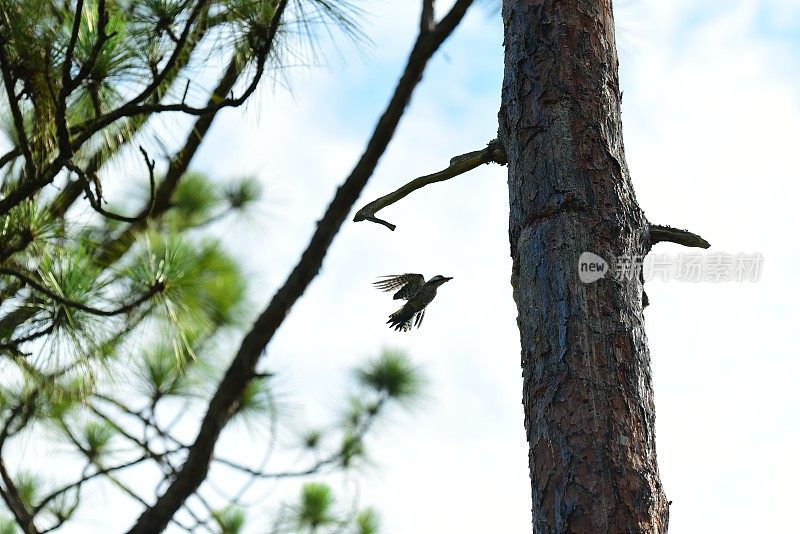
[43,0,800,532]
[192,1,800,532]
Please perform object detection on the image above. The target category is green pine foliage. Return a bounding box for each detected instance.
[356,508,380,534]
[0,1,431,532]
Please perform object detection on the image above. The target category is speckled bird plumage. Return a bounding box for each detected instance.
[373,274,452,331]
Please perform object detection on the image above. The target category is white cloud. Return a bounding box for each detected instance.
[27,1,799,532]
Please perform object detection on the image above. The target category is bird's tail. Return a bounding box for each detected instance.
[387,307,414,332]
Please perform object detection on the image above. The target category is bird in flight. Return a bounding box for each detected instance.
[373,274,453,331]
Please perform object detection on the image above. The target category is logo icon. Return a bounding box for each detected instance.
[578,252,608,283]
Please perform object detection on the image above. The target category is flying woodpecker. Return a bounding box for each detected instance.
[373,274,453,331]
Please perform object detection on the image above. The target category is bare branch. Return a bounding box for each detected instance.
[649,224,710,249]
[67,147,156,223]
[354,138,506,230]
[0,398,40,534]
[70,1,110,91]
[0,40,35,181]
[0,146,21,170]
[33,456,148,516]
[55,0,86,156]
[433,0,473,37]
[420,0,435,33]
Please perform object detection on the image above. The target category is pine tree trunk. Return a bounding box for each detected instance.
[498,1,670,531]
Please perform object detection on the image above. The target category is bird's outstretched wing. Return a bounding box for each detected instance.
[373,274,425,300]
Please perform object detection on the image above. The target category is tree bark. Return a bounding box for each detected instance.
[498,1,670,532]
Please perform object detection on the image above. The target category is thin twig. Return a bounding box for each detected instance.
[33,456,149,515]
[0,397,40,534]
[67,146,156,223]
[0,40,35,181]
[0,146,21,170]
[70,0,110,90]
[180,79,190,104]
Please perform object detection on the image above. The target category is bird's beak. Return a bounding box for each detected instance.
[444,277,453,282]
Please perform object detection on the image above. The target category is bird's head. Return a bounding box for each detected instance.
[429,275,453,286]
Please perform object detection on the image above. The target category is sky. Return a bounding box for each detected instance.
[30,0,800,532]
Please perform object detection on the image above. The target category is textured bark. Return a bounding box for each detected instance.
[498,1,670,532]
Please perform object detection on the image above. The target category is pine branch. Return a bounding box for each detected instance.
[69,0,284,143]
[50,9,218,219]
[0,266,164,317]
[214,396,385,481]
[0,0,212,217]
[125,3,475,532]
[95,43,260,265]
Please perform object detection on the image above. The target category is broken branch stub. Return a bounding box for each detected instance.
[353,139,506,230]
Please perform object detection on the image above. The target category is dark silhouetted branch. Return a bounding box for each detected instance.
[0,399,39,534]
[33,456,148,516]
[0,41,34,182]
[125,2,475,532]
[55,0,87,156]
[0,147,21,170]
[67,147,156,223]
[421,0,435,33]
